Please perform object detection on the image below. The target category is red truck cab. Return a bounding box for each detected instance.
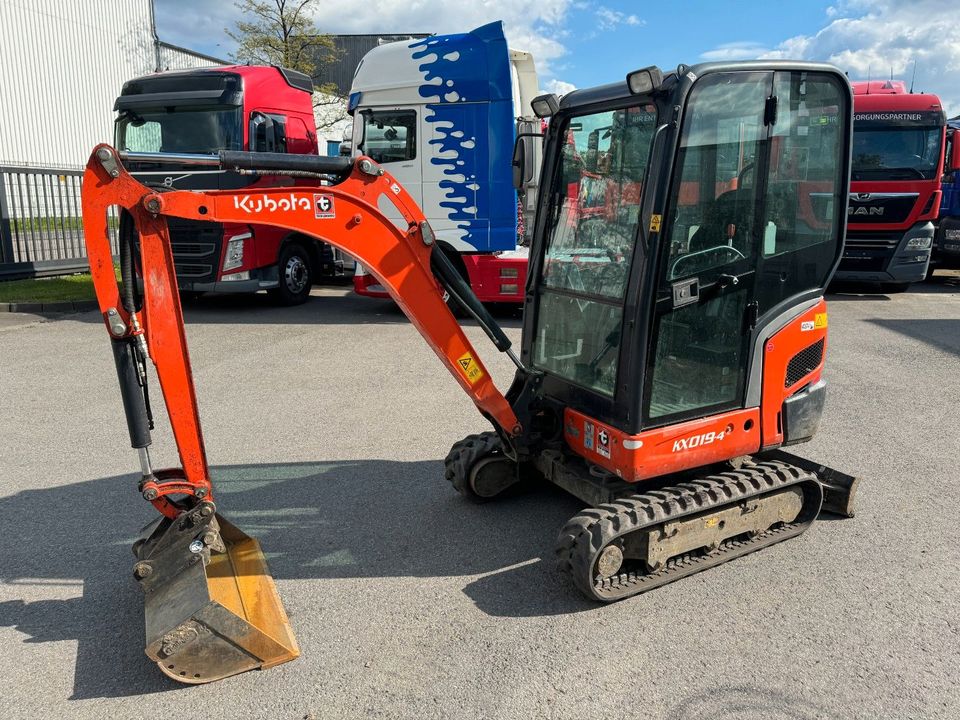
[115,65,335,304]
[836,81,945,289]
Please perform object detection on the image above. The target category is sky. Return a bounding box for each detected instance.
[155,0,960,113]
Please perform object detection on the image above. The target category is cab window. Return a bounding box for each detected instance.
[532,103,658,396]
[362,110,417,163]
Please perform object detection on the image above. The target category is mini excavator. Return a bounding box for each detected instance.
[81,61,859,684]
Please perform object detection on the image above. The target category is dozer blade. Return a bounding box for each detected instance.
[132,502,299,684]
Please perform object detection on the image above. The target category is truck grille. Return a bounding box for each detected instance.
[847,193,917,225]
[171,242,217,258]
[174,263,214,278]
[167,219,223,285]
[844,230,901,249]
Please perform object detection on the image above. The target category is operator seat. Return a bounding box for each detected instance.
[687,188,756,257]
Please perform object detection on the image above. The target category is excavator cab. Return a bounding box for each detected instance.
[80,61,856,684]
[507,64,856,600]
[526,65,850,437]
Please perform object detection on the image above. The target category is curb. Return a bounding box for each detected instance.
[0,300,98,314]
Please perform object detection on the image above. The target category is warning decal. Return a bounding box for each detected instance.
[314,194,336,219]
[814,312,828,329]
[457,352,484,385]
[649,214,662,233]
[597,427,611,459]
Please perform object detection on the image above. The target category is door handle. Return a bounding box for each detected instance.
[717,273,740,288]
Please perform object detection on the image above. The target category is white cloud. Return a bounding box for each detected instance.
[544,79,577,96]
[702,1,960,114]
[700,41,772,61]
[307,0,575,77]
[595,7,643,32]
[155,0,574,88]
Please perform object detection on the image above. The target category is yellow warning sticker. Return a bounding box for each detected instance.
[704,517,720,528]
[457,352,484,385]
[814,312,828,329]
[649,214,662,233]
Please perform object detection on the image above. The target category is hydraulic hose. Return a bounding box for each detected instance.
[429,247,513,353]
[219,150,353,178]
[118,210,141,313]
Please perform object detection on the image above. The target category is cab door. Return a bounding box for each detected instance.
[644,69,850,426]
[358,107,423,208]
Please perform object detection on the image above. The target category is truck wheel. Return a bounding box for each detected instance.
[271,243,313,305]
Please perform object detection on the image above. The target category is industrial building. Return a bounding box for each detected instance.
[0,1,425,277]
[0,0,222,168]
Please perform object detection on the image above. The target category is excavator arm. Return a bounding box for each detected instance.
[80,144,523,683]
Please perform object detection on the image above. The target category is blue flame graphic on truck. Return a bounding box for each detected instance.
[409,23,516,251]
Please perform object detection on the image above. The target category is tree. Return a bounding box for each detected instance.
[226,0,347,131]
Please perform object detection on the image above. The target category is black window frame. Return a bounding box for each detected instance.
[359,109,418,164]
[529,98,661,400]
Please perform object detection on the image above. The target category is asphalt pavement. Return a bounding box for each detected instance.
[0,276,958,719]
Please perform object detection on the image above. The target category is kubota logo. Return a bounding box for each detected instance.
[672,430,726,453]
[233,194,312,214]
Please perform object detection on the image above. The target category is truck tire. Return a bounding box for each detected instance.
[271,243,313,305]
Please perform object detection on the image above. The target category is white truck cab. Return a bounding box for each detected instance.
[348,22,541,302]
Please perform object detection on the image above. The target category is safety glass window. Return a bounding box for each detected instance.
[663,76,767,282]
[362,110,417,164]
[540,104,657,300]
[533,103,657,397]
[647,72,771,421]
[756,72,848,312]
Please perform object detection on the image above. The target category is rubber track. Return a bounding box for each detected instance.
[443,431,502,500]
[555,460,822,602]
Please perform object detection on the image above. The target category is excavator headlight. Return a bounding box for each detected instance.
[531,93,559,119]
[627,66,663,95]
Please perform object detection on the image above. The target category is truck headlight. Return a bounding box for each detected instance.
[906,236,932,250]
[223,232,251,271]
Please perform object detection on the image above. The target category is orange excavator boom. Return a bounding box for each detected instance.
[81,144,523,682]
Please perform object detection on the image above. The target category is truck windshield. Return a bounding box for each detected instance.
[116,107,243,154]
[532,102,658,396]
[852,125,942,181]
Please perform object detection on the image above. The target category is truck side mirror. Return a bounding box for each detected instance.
[950,135,960,174]
[512,136,527,190]
[512,129,542,191]
[357,111,370,152]
[249,112,276,153]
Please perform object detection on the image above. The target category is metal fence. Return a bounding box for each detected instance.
[0,165,118,280]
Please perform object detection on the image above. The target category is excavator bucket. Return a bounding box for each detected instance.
[132,503,299,684]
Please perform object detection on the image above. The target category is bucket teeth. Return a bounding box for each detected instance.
[134,509,299,684]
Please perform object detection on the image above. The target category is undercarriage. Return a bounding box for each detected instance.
[445,434,857,603]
